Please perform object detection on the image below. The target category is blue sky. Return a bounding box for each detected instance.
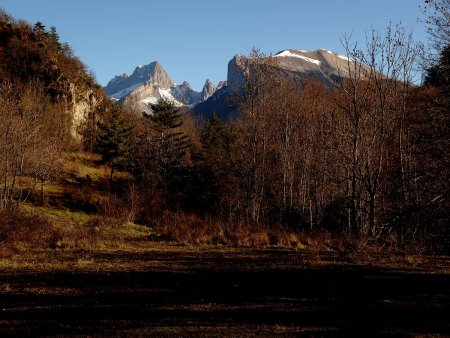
[1,0,427,91]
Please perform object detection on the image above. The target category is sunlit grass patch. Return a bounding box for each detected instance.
[21,204,94,224]
[41,183,66,195]
[102,222,155,238]
[75,258,96,268]
[63,151,131,183]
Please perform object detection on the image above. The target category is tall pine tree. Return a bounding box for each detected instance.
[200,112,226,155]
[144,98,191,209]
[147,98,189,172]
[96,105,132,182]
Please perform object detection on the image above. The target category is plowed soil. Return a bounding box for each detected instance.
[1,246,449,336]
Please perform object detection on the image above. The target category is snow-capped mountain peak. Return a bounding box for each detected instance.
[104,61,174,101]
[272,49,355,78]
[103,61,217,111]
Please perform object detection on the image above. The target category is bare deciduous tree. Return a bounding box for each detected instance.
[0,81,67,209]
[421,0,450,60]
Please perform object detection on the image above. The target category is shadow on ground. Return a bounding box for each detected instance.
[0,249,449,336]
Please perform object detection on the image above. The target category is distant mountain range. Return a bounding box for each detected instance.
[103,61,216,113]
[103,49,357,118]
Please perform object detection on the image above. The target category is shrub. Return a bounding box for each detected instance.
[0,210,56,254]
[152,210,305,249]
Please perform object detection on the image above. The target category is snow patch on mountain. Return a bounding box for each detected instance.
[337,54,352,61]
[142,97,158,105]
[141,89,184,107]
[275,50,321,65]
[321,49,353,62]
[111,82,145,101]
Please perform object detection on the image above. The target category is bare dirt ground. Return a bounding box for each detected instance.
[0,244,449,336]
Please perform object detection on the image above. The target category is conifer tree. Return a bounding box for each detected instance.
[200,112,225,154]
[149,98,183,133]
[139,98,191,208]
[49,26,63,53]
[147,98,189,170]
[425,44,450,91]
[33,21,46,36]
[96,105,132,182]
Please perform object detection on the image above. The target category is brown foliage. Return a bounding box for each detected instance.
[152,210,306,248]
[0,10,100,100]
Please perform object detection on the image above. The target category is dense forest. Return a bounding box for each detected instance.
[0,2,448,253]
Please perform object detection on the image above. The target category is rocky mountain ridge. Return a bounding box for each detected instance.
[195,48,360,119]
[104,48,359,117]
[103,61,216,112]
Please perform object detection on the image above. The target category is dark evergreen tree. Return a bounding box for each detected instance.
[96,105,132,182]
[149,98,183,132]
[147,98,189,170]
[424,44,450,91]
[200,112,225,154]
[139,99,191,209]
[33,21,46,36]
[49,26,63,53]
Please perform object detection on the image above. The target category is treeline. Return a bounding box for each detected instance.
[88,25,448,251]
[0,7,448,252]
